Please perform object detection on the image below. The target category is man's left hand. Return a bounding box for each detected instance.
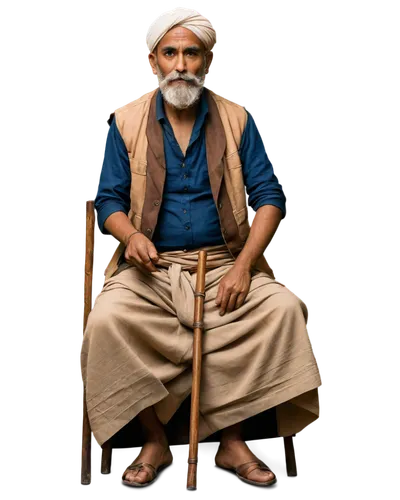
[215,263,252,315]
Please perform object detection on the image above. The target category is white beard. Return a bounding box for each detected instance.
[156,64,206,110]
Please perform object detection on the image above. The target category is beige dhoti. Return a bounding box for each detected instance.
[80,244,322,448]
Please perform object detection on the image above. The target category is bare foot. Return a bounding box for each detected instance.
[215,439,276,484]
[122,438,173,485]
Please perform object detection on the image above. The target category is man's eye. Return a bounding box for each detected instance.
[165,51,174,56]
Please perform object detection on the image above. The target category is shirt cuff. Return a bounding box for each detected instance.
[252,200,286,219]
[96,202,128,234]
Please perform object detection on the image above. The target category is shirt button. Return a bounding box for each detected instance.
[181,163,186,168]
[183,248,187,252]
[183,209,187,213]
[183,174,188,179]
[185,224,191,230]
[183,186,188,192]
[153,199,160,206]
[146,228,152,234]
[218,202,223,209]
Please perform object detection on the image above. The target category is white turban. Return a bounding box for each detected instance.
[146,7,216,53]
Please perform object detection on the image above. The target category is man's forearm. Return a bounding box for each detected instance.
[234,204,283,270]
[104,211,138,246]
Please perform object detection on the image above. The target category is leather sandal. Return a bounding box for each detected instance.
[122,460,172,487]
[215,459,277,487]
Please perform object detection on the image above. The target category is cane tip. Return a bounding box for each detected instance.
[183,486,200,497]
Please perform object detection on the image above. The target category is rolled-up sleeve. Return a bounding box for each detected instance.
[94,117,131,234]
[239,110,286,219]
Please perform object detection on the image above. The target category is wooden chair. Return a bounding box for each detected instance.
[81,200,298,484]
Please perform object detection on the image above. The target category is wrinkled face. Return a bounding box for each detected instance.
[148,26,213,109]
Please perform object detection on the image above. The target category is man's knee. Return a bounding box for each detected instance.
[268,289,308,323]
[84,297,121,337]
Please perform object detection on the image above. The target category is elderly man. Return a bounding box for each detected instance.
[81,7,322,488]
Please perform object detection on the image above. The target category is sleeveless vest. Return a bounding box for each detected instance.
[104,87,273,280]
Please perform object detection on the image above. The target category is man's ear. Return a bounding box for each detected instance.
[205,50,214,74]
[148,52,158,75]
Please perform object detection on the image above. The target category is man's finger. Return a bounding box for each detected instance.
[219,291,231,315]
[137,249,158,272]
[235,291,247,310]
[225,291,239,313]
[124,251,136,266]
[148,246,159,262]
[126,251,152,274]
[215,286,223,306]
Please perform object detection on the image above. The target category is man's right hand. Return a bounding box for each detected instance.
[124,231,160,274]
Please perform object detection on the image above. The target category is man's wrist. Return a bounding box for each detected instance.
[234,254,253,271]
[124,230,141,246]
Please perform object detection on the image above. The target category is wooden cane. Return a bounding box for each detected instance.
[187,250,207,490]
[81,200,95,484]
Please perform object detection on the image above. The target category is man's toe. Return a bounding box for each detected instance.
[124,471,135,482]
[248,469,275,482]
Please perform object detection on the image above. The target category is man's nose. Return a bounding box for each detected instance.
[175,52,186,72]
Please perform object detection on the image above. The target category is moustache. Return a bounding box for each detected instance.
[165,73,197,84]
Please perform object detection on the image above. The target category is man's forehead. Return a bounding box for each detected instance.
[158,26,205,50]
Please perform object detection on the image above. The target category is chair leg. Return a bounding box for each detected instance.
[101,440,113,474]
[82,201,95,484]
[81,388,92,484]
[283,435,297,476]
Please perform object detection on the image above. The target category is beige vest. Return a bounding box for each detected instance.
[104,87,273,280]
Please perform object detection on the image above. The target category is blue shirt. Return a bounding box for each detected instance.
[95,89,286,251]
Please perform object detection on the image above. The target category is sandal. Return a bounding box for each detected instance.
[215,460,278,489]
[122,460,172,487]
